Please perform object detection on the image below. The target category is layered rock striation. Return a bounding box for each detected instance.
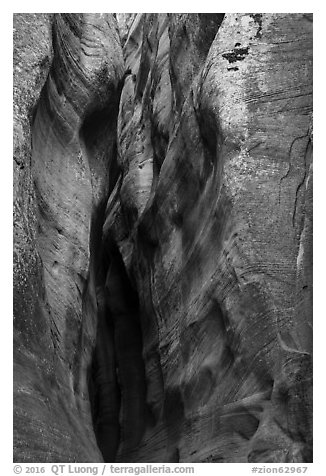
[14,13,313,463]
[14,13,124,462]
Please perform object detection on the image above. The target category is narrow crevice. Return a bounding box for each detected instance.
[86,214,148,462]
[193,95,220,176]
[85,203,121,462]
[105,240,148,459]
[78,71,128,461]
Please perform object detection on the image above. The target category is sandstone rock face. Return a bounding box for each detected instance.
[14,13,124,462]
[14,13,312,463]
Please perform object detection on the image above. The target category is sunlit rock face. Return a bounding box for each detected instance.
[14,13,312,463]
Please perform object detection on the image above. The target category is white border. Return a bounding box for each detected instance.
[3,3,323,471]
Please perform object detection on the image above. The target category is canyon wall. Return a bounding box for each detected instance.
[13,13,313,463]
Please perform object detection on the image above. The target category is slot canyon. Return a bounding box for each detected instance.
[13,13,313,463]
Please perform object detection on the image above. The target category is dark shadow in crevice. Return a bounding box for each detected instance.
[88,302,121,462]
[80,91,125,463]
[87,223,149,461]
[86,202,121,462]
[105,240,148,458]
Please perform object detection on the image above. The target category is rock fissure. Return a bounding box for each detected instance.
[292,137,312,229]
[14,13,312,464]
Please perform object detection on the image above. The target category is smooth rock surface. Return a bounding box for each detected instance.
[14,13,313,463]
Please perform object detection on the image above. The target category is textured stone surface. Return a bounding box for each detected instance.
[14,13,312,463]
[13,13,124,462]
[106,12,313,463]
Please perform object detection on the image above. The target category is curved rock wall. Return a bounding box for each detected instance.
[14,13,313,463]
[14,13,124,462]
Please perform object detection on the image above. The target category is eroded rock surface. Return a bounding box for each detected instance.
[14,13,124,462]
[14,13,312,463]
